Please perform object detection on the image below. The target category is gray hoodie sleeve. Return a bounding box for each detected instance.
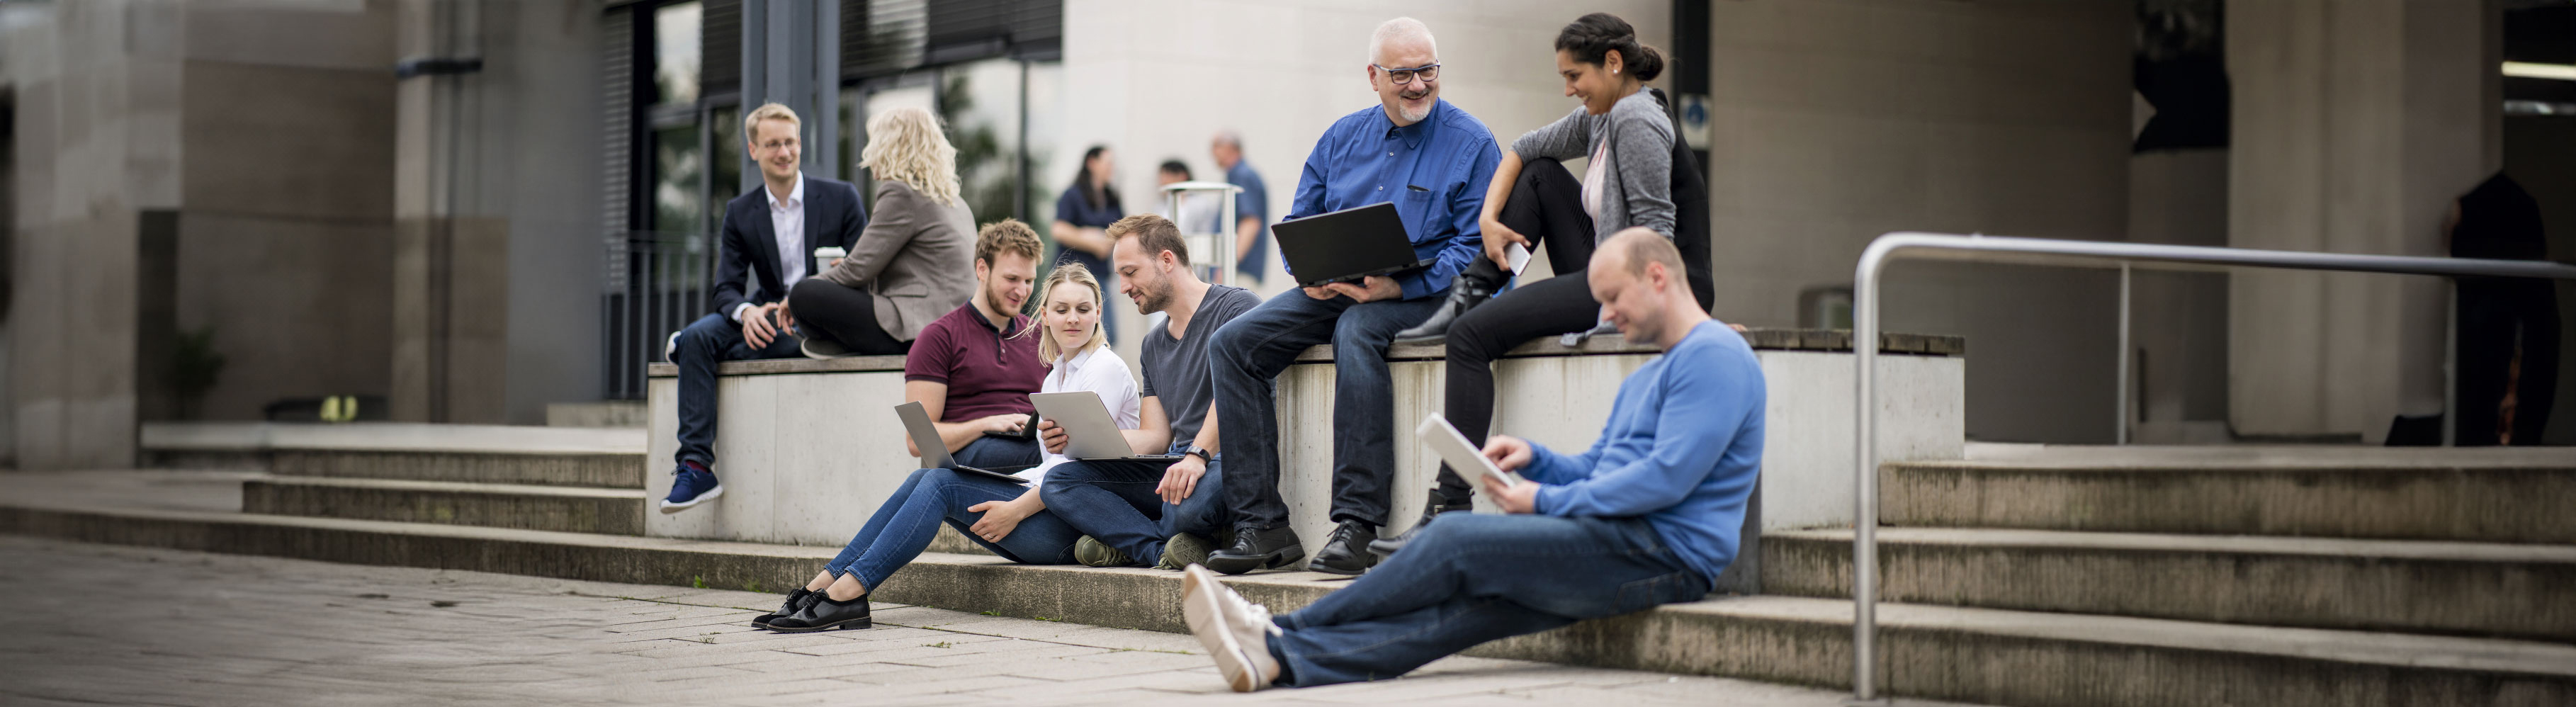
[1509,106,1595,162]
[1609,95,1676,238]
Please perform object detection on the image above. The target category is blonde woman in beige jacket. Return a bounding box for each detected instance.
[781,106,977,357]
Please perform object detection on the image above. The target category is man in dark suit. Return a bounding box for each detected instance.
[662,103,869,513]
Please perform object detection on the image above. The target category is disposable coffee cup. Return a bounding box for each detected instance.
[812,246,846,271]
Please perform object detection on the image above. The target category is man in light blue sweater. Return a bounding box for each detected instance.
[1179,228,1763,691]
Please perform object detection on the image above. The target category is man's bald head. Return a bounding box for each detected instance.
[1589,228,1704,347]
[1603,227,1685,283]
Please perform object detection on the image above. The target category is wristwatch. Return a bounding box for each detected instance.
[1185,446,1212,463]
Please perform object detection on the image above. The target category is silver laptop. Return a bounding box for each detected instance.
[894,402,1037,485]
[1029,392,1187,462]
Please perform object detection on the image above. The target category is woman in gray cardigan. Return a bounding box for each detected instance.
[1379,13,1685,554]
[782,106,977,357]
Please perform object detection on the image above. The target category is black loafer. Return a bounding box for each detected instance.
[1202,525,1306,576]
[767,594,871,633]
[751,588,816,629]
[1305,520,1380,576]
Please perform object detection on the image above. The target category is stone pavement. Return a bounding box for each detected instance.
[0,536,1937,707]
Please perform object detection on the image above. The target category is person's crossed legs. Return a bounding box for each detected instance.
[1044,455,1231,566]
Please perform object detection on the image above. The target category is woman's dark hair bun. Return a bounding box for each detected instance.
[1555,12,1664,82]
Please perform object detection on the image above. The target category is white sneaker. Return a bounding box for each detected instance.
[1182,564,1282,691]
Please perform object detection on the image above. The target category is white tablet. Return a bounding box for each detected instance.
[1417,414,1525,489]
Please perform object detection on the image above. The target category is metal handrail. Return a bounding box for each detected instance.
[1163,181,1243,286]
[1848,232,2576,703]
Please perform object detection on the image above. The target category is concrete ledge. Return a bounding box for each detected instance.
[644,336,1969,560]
[1884,452,2576,544]
[640,329,1966,378]
[241,476,648,536]
[1763,527,2576,642]
[7,502,2570,707]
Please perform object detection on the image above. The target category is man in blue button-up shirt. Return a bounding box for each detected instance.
[1202,18,1501,577]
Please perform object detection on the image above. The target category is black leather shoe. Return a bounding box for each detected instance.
[767,593,871,633]
[1369,490,1472,558]
[752,587,816,629]
[1393,273,1499,344]
[1305,520,1381,576]
[1202,525,1306,576]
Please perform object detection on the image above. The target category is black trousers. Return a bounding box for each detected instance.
[787,278,914,356]
[1434,158,1602,499]
[2454,279,2560,446]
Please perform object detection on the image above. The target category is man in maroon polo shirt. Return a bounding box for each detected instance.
[903,219,1050,468]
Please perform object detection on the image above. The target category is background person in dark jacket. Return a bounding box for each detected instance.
[2448,173,2559,446]
[1053,145,1124,340]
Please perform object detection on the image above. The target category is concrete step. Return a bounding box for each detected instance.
[269,450,644,488]
[239,476,646,536]
[1762,527,2576,642]
[4,502,2570,707]
[1884,446,2576,543]
[142,422,646,487]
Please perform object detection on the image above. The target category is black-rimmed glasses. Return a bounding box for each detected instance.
[1374,62,1440,85]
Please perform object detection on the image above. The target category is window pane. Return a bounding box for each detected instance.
[938,59,1024,225]
[653,1,703,106]
[653,123,706,236]
[710,106,742,232]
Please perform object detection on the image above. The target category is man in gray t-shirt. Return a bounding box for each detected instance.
[1037,215,1267,569]
[1142,283,1261,449]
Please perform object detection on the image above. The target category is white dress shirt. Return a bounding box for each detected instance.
[1019,344,1141,490]
[733,174,807,322]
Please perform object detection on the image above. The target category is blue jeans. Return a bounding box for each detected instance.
[1209,293,1442,530]
[1263,514,1710,688]
[672,312,803,468]
[1038,450,1230,562]
[825,438,1069,589]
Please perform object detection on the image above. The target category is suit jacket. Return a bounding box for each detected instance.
[811,180,976,341]
[710,176,869,319]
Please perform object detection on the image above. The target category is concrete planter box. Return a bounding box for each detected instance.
[642,329,1966,584]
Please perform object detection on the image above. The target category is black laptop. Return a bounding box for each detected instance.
[895,402,1036,485]
[1273,202,1432,288]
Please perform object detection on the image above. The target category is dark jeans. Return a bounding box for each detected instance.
[1436,158,1603,499]
[1264,514,1709,687]
[788,278,913,356]
[1039,451,1230,562]
[1211,292,1444,529]
[2456,279,2560,446]
[824,437,1061,589]
[672,310,803,467]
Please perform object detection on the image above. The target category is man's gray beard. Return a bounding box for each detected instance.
[1398,91,1433,122]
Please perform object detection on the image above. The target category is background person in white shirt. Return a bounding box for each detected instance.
[760,262,1138,634]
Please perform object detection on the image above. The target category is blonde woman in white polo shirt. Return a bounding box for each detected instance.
[762,261,1138,633]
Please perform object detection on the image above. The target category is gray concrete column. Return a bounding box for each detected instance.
[2226,0,2501,441]
[739,0,838,187]
[392,0,602,424]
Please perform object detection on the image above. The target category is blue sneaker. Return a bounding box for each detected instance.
[660,463,724,514]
